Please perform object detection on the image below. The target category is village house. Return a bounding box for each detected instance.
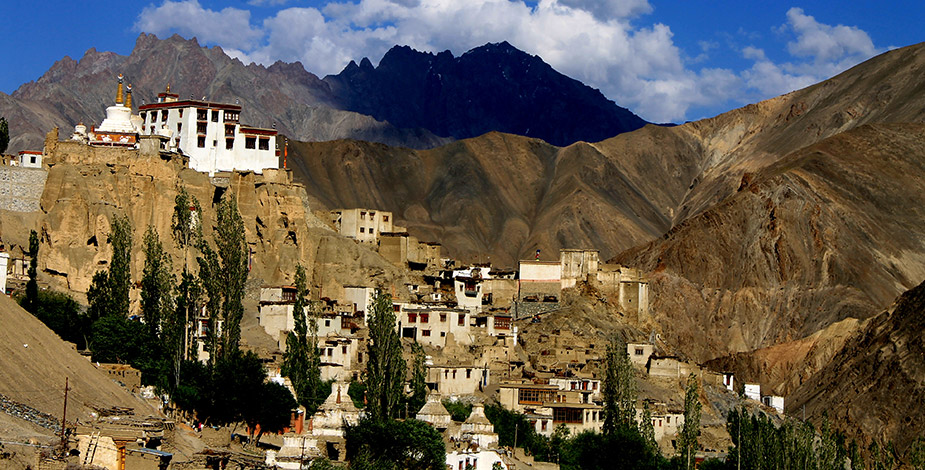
[266,435,322,469]
[518,259,562,302]
[378,231,442,271]
[744,383,761,402]
[138,84,278,175]
[331,208,396,244]
[547,402,604,434]
[343,286,376,316]
[497,383,564,414]
[646,355,699,379]
[548,377,601,403]
[639,401,685,450]
[527,412,555,437]
[317,336,363,381]
[96,363,142,393]
[627,342,655,368]
[15,150,43,168]
[427,363,490,396]
[762,395,785,413]
[397,304,474,347]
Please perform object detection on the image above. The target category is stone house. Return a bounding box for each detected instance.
[497,383,564,414]
[548,377,601,403]
[96,363,142,393]
[16,150,43,168]
[397,305,474,347]
[547,402,603,434]
[646,355,698,379]
[330,208,395,244]
[427,364,489,396]
[627,342,655,368]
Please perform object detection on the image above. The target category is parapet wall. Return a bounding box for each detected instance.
[0,166,47,212]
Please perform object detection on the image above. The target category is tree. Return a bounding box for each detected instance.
[108,214,133,318]
[172,187,203,361]
[640,401,657,453]
[17,289,90,349]
[215,193,248,358]
[365,289,405,421]
[0,117,9,155]
[602,336,637,435]
[141,226,174,340]
[24,230,38,313]
[408,341,427,416]
[345,418,446,470]
[281,264,325,414]
[247,382,297,448]
[197,243,222,364]
[678,373,702,470]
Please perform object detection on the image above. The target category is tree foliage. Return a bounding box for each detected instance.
[281,264,326,414]
[171,187,202,253]
[408,341,427,416]
[0,117,9,155]
[345,418,446,470]
[678,373,702,470]
[17,289,91,349]
[442,400,472,422]
[365,289,405,421]
[141,226,174,340]
[108,214,133,318]
[24,230,39,313]
[602,336,637,435]
[640,401,657,453]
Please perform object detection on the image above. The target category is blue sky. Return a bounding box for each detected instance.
[1,1,921,122]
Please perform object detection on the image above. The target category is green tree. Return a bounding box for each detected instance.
[442,400,471,422]
[172,187,203,361]
[108,214,133,318]
[281,265,325,414]
[345,418,446,470]
[141,226,174,340]
[365,289,405,421]
[17,289,90,349]
[24,230,39,313]
[196,243,222,364]
[86,270,113,322]
[640,401,657,453]
[408,341,427,416]
[0,117,9,155]
[602,336,637,435]
[679,373,702,470]
[174,270,201,361]
[215,193,248,358]
[247,381,297,448]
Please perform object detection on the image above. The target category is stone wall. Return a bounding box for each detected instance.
[0,167,47,212]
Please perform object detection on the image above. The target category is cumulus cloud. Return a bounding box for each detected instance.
[135,1,263,51]
[133,1,883,123]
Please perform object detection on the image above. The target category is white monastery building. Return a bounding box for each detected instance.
[138,84,279,175]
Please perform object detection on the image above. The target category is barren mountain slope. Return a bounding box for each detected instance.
[290,124,704,266]
[615,123,925,360]
[787,279,925,454]
[672,41,925,222]
[0,295,152,423]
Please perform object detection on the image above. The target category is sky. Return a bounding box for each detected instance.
[0,1,921,123]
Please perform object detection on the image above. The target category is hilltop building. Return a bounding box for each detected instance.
[138,84,278,175]
[331,208,396,244]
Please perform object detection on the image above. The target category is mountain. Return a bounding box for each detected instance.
[787,279,925,454]
[289,43,925,366]
[322,42,648,146]
[1,34,647,154]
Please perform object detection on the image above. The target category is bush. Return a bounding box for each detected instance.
[346,418,445,470]
[442,400,472,422]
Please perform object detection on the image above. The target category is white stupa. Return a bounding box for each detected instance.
[97,74,137,133]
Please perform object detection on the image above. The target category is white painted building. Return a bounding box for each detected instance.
[427,364,489,396]
[762,395,785,414]
[0,252,9,294]
[331,208,394,244]
[16,151,42,168]
[138,85,278,175]
[344,286,376,316]
[744,383,761,402]
[446,450,508,470]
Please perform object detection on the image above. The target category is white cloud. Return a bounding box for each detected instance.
[133,1,884,123]
[135,1,263,51]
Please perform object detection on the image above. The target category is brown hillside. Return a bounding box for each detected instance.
[615,123,925,361]
[0,295,152,423]
[787,279,925,454]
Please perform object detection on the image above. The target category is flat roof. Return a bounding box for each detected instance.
[545,402,603,409]
[498,383,560,390]
[139,100,242,112]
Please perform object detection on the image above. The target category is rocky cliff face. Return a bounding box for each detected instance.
[323,42,648,146]
[787,279,925,454]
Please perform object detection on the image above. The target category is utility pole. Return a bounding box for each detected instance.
[60,377,69,452]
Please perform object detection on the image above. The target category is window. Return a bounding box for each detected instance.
[541,420,547,431]
[161,111,167,122]
[408,313,417,323]
[422,330,431,337]
[177,123,182,133]
[259,137,270,150]
[360,211,366,220]
[359,227,365,233]
[358,352,363,363]
[149,126,155,133]
[440,313,447,322]
[325,320,331,327]
[178,109,183,118]
[342,346,348,354]
[197,122,207,134]
[245,136,256,149]
[225,138,234,150]
[452,370,456,379]
[458,315,465,326]
[635,348,644,355]
[383,215,389,222]
[225,125,235,137]
[370,212,376,218]
[368,227,374,234]
[197,136,206,148]
[197,109,207,120]
[440,332,446,337]
[211,110,219,122]
[420,314,429,323]
[466,369,471,379]
[30,156,37,164]
[224,111,238,122]
[140,112,146,121]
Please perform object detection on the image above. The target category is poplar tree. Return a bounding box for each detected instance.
[408,341,427,416]
[0,117,9,155]
[366,289,405,422]
[141,226,174,339]
[172,187,202,361]
[281,265,324,413]
[679,373,702,470]
[602,336,637,435]
[215,193,247,357]
[24,230,38,313]
[197,243,222,364]
[109,214,133,318]
[640,401,657,453]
